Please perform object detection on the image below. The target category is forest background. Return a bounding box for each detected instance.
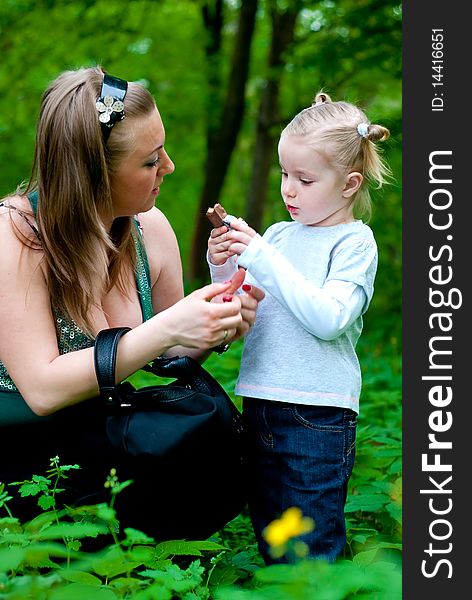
[0,0,401,318]
[0,0,402,596]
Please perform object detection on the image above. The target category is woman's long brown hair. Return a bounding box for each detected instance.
[22,66,156,335]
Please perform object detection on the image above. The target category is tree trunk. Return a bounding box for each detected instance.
[188,0,258,283]
[202,0,224,144]
[245,1,300,232]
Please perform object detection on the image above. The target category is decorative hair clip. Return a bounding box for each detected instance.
[96,73,128,136]
[357,122,370,139]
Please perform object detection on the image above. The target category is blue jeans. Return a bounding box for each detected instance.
[243,399,357,564]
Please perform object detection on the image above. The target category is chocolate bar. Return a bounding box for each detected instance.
[206,203,230,228]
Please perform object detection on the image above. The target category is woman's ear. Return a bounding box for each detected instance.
[342,172,363,198]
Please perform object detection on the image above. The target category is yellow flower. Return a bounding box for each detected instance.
[263,507,315,549]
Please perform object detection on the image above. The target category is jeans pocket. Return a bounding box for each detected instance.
[291,405,357,481]
[291,405,345,432]
[243,399,274,447]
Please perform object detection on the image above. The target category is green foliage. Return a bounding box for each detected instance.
[214,559,401,599]
[9,456,81,512]
[0,460,227,599]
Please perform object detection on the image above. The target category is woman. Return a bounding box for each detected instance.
[0,67,263,537]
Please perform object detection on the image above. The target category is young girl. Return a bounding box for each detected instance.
[207,92,390,562]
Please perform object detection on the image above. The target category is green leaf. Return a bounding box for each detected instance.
[187,560,205,579]
[122,527,155,546]
[67,540,82,552]
[208,564,239,587]
[55,464,81,472]
[16,482,44,497]
[386,502,402,524]
[139,568,168,579]
[108,575,144,590]
[128,545,156,565]
[255,563,302,584]
[230,550,261,571]
[376,542,402,551]
[183,592,209,600]
[155,539,226,559]
[345,492,390,513]
[61,569,103,586]
[36,522,108,540]
[348,529,378,545]
[353,548,379,566]
[25,542,82,560]
[49,583,116,600]
[111,479,134,495]
[133,585,172,600]
[388,458,402,474]
[32,475,51,484]
[38,495,56,510]
[24,510,60,532]
[93,547,141,578]
[0,517,22,532]
[0,490,13,505]
[0,547,25,572]
[0,531,28,545]
[68,503,117,524]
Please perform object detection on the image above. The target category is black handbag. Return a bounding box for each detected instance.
[93,327,248,540]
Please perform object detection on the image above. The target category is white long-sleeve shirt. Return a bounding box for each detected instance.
[208,240,366,341]
[208,220,378,413]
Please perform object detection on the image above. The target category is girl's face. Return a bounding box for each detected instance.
[278,134,361,227]
[109,108,174,220]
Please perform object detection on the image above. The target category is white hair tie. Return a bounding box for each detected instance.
[357,123,370,138]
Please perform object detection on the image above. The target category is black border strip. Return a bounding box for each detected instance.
[403,1,467,596]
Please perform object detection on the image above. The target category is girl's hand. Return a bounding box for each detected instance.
[208,225,234,265]
[226,218,258,256]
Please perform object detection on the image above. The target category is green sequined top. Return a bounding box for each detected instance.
[0,192,154,392]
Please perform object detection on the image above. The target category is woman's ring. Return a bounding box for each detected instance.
[222,329,228,342]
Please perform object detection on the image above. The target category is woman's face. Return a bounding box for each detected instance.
[109,108,174,220]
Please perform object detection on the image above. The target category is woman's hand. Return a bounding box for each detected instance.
[164,282,243,349]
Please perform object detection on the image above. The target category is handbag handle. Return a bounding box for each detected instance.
[94,327,131,401]
[94,327,232,404]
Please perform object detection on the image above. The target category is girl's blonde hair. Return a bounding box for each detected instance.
[21,66,156,335]
[281,92,391,220]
